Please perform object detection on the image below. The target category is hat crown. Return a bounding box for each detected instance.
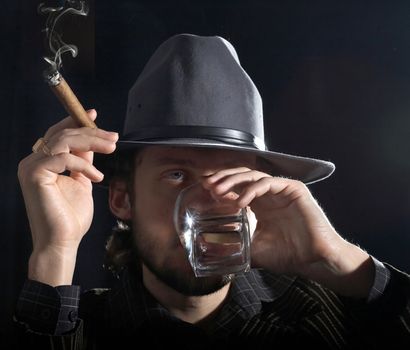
[123,34,265,147]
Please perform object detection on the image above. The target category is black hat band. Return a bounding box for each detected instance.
[122,126,266,150]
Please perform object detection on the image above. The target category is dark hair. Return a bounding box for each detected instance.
[103,149,142,276]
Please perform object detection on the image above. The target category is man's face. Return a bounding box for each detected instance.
[129,146,256,296]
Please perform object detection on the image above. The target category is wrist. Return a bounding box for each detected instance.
[302,240,375,298]
[29,246,78,287]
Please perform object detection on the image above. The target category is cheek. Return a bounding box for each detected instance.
[132,187,178,240]
[131,187,191,271]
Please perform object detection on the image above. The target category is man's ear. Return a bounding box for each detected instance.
[109,178,132,220]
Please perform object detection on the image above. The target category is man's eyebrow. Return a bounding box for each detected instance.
[152,156,254,168]
[153,157,196,167]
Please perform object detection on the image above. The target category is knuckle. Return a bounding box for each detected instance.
[56,152,71,163]
[59,128,72,139]
[53,133,65,146]
[88,126,99,135]
[45,124,56,137]
[259,176,272,185]
[17,155,37,177]
[290,179,308,194]
[54,130,73,148]
[294,179,307,189]
[17,159,28,180]
[17,157,43,186]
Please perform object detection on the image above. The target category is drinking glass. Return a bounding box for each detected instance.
[174,182,251,277]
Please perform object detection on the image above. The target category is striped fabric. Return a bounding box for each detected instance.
[368,257,391,302]
[15,281,80,334]
[13,262,410,349]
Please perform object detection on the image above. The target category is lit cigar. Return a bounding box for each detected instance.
[44,68,96,128]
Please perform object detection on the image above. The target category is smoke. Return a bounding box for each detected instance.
[38,0,89,72]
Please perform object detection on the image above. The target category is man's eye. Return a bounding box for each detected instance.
[165,171,185,181]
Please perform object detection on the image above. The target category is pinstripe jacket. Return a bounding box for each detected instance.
[14,262,410,349]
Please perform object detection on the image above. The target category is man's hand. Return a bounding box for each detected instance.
[17,110,118,286]
[204,168,375,298]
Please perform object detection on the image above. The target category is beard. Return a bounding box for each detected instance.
[142,256,234,296]
[131,222,234,296]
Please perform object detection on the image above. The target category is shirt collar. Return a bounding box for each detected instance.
[106,267,296,333]
[106,267,173,332]
[211,269,296,333]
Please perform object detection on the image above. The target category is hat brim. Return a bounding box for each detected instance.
[94,138,335,188]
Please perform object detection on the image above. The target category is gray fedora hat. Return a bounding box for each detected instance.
[105,33,335,185]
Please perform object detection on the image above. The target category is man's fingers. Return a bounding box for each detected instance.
[204,167,252,185]
[205,169,269,196]
[20,115,117,186]
[238,177,310,211]
[43,109,98,140]
[203,168,308,210]
[33,153,104,183]
[43,129,118,157]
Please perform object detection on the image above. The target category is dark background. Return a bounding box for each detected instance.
[1,0,409,337]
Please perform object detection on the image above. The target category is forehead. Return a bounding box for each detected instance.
[138,146,256,169]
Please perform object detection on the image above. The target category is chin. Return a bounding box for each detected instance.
[144,258,233,296]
